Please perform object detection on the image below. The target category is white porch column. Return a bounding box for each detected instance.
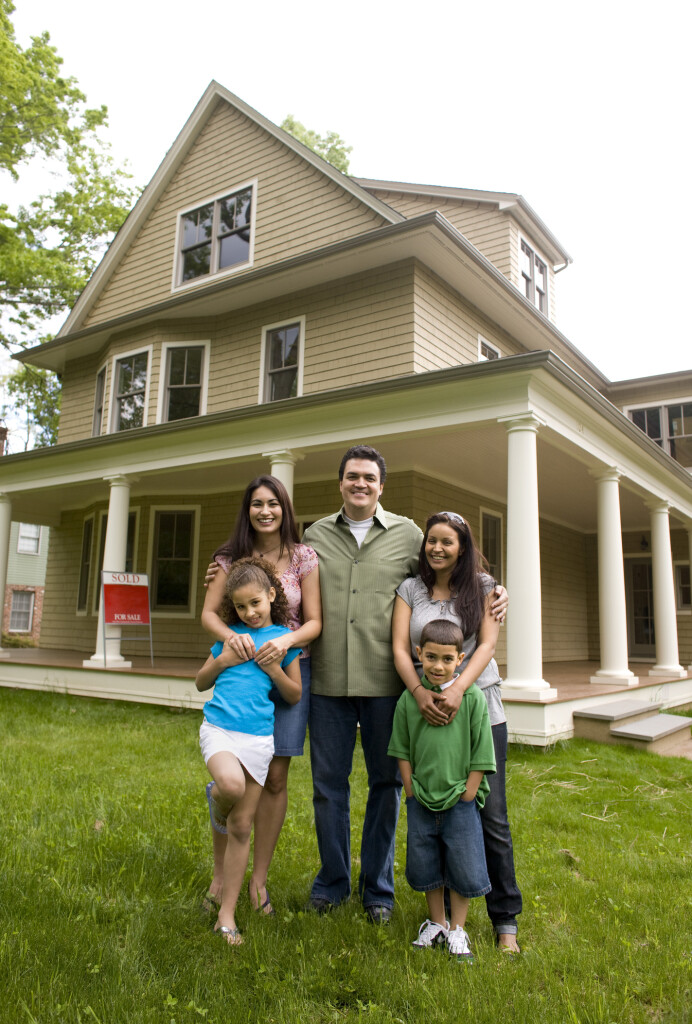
[590,469,638,685]
[84,475,132,669]
[647,499,685,677]
[0,495,12,659]
[688,526,692,672]
[500,415,556,700]
[262,449,303,503]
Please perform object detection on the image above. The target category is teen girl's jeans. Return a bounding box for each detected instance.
[481,721,522,934]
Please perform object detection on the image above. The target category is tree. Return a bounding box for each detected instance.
[281,115,352,174]
[1,363,60,450]
[0,0,138,354]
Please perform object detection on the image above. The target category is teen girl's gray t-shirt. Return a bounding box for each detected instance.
[396,574,505,726]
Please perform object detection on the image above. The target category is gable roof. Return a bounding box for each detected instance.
[57,82,404,339]
[354,178,572,268]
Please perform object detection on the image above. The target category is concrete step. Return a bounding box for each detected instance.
[609,713,692,754]
[573,699,663,743]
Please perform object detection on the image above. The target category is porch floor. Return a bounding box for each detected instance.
[1,649,690,745]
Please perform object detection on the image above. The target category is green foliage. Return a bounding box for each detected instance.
[1,688,691,1024]
[281,115,352,173]
[1,362,60,449]
[0,0,138,357]
[0,0,106,179]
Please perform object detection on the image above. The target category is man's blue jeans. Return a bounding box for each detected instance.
[481,722,522,934]
[309,694,402,909]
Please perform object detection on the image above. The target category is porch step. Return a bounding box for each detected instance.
[572,700,663,744]
[609,714,691,755]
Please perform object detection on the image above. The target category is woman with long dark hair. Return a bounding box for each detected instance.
[201,475,321,916]
[392,511,521,953]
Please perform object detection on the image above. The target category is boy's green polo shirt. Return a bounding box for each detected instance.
[303,504,421,698]
[387,676,496,811]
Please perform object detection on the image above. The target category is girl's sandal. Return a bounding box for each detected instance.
[215,925,242,945]
[248,880,275,916]
[201,889,222,915]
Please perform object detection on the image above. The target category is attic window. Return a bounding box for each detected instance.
[176,182,255,285]
[520,239,548,315]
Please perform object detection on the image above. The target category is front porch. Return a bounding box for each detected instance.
[1,650,690,746]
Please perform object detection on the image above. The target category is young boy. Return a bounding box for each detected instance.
[387,619,496,962]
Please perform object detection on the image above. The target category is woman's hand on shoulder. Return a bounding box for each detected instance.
[254,635,291,668]
[204,561,221,588]
[414,686,451,727]
[490,584,508,623]
[225,631,255,661]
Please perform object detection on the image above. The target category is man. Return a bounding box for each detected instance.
[302,445,425,922]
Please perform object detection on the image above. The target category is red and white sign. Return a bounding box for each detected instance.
[102,572,151,625]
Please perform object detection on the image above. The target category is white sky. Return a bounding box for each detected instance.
[9,0,692,382]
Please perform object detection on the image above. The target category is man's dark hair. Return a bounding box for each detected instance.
[338,445,387,482]
[419,618,465,652]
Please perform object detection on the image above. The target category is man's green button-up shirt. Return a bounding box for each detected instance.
[303,504,422,698]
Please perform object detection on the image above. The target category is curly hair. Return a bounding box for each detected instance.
[220,557,290,628]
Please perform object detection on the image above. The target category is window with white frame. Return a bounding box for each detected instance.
[675,564,691,611]
[77,517,94,612]
[481,510,503,583]
[628,401,692,468]
[151,509,196,612]
[176,183,254,286]
[111,350,150,431]
[9,590,34,632]
[159,343,209,422]
[92,366,107,436]
[478,336,500,361]
[260,319,304,402]
[520,239,548,314]
[17,523,41,554]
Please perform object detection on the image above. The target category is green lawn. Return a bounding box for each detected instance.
[1,689,690,1024]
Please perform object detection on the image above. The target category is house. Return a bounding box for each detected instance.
[0,81,690,742]
[1,522,48,642]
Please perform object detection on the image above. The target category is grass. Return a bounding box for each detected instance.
[1,689,691,1024]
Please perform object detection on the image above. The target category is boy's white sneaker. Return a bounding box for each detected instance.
[412,918,449,950]
[446,925,474,963]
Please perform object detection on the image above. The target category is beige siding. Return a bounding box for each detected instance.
[413,263,525,372]
[372,191,514,279]
[59,265,418,443]
[83,100,388,329]
[538,520,590,661]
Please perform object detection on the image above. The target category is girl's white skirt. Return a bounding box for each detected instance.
[199,720,274,786]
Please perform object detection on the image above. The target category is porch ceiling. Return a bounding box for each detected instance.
[6,420,661,535]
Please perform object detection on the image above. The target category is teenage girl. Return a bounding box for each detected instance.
[196,558,302,945]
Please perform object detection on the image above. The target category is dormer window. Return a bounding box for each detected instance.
[175,182,256,286]
[520,239,548,315]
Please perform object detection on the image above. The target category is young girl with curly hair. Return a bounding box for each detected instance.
[196,558,302,945]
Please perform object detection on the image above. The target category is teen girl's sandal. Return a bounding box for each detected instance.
[248,880,275,916]
[205,781,227,835]
[215,925,243,945]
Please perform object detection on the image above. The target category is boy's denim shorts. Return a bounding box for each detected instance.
[405,795,491,898]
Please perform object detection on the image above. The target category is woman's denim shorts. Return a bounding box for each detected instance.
[271,657,311,757]
[405,794,491,898]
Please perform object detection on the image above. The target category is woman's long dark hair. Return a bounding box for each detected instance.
[418,512,493,638]
[214,475,300,563]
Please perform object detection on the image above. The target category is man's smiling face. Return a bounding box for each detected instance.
[339,459,384,521]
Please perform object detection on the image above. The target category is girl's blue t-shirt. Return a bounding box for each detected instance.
[203,624,301,736]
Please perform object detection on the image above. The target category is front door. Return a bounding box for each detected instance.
[625,559,655,657]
